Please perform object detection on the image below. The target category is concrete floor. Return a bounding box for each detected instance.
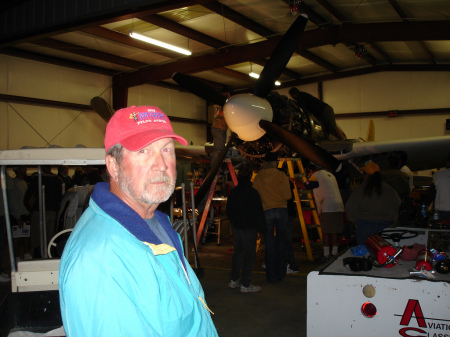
[1,218,328,337]
[188,219,326,337]
[201,268,308,337]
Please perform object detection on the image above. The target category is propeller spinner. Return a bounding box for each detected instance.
[223,94,273,141]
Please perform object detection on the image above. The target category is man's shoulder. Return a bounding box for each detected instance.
[381,182,401,197]
[400,165,412,174]
[70,207,133,248]
[382,169,408,181]
[435,167,450,174]
[229,183,255,195]
[271,167,288,177]
[247,185,261,195]
[315,170,334,179]
[434,168,450,180]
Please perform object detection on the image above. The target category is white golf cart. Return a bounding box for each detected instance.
[0,147,105,336]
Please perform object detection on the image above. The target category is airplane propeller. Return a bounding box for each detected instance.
[90,96,115,122]
[253,14,308,98]
[259,120,340,171]
[173,14,341,204]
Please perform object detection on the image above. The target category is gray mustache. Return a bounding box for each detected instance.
[146,174,171,184]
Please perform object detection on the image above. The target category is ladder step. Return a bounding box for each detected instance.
[307,224,321,229]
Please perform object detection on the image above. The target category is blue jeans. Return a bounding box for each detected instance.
[356,219,392,245]
[230,228,257,287]
[286,216,298,270]
[264,208,288,282]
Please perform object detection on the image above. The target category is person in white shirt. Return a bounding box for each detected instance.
[294,164,344,261]
[399,151,413,192]
[431,153,450,220]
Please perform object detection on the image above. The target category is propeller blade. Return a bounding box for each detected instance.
[259,119,341,172]
[172,72,227,106]
[194,133,238,205]
[253,14,308,98]
[90,96,115,122]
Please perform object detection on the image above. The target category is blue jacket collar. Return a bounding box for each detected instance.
[91,182,186,269]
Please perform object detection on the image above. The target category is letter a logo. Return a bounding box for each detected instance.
[400,299,426,328]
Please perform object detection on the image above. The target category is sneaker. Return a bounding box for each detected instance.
[229,280,240,289]
[0,274,10,283]
[240,284,261,293]
[287,265,299,274]
[23,253,33,260]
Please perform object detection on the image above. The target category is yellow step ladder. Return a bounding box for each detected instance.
[278,158,322,261]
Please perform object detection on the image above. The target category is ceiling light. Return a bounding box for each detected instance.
[129,31,192,56]
[249,72,281,86]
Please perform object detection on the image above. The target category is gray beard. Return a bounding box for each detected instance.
[118,169,175,205]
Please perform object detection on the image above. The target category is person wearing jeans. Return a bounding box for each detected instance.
[227,165,266,293]
[253,152,291,283]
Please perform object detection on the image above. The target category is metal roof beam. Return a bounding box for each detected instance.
[117,21,450,87]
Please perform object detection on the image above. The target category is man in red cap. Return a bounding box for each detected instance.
[59,106,218,336]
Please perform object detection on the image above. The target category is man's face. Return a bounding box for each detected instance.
[214,105,223,115]
[117,138,177,206]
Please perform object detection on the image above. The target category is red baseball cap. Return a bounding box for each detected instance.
[104,106,188,152]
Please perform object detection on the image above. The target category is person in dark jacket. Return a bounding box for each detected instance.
[226,165,266,293]
[380,152,411,200]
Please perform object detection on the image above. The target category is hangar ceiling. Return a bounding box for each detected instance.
[1,0,450,109]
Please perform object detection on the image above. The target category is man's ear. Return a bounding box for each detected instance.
[105,155,119,182]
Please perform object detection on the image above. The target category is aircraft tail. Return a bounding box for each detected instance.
[366,120,375,142]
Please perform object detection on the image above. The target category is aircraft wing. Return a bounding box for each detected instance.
[175,143,245,164]
[175,144,212,162]
[327,135,450,171]
[5,136,446,172]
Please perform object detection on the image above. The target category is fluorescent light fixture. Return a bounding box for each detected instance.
[129,31,192,56]
[249,72,260,79]
[249,72,281,86]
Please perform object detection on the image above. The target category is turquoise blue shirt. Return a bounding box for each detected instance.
[59,183,217,337]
